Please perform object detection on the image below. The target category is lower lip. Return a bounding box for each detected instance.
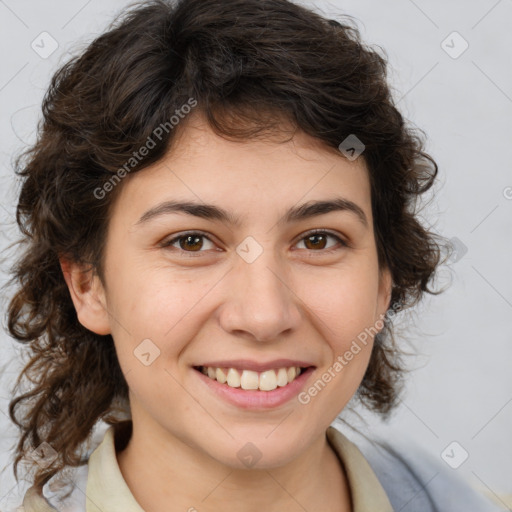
[194,367,315,410]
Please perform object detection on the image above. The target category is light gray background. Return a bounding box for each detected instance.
[0,0,511,509]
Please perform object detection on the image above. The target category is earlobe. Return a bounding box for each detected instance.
[59,258,111,335]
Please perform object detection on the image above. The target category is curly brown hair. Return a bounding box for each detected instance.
[5,0,449,492]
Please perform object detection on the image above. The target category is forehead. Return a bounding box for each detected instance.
[112,113,373,228]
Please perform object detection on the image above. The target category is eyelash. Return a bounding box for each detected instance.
[159,229,349,256]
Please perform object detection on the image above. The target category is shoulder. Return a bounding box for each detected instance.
[20,421,133,512]
[20,463,89,512]
[19,423,112,512]
[338,424,505,512]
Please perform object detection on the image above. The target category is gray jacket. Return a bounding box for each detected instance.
[349,428,505,511]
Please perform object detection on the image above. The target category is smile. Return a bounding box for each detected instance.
[195,365,306,391]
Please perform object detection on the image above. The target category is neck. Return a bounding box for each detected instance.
[116,420,352,512]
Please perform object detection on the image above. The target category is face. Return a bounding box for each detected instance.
[67,113,392,469]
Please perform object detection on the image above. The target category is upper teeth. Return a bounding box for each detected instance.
[200,366,303,391]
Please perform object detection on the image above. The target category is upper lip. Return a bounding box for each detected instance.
[194,359,315,372]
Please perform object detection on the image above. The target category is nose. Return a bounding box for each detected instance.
[217,251,302,343]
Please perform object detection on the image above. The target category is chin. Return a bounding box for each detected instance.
[203,430,309,470]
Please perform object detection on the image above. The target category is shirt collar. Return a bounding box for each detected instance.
[326,426,394,511]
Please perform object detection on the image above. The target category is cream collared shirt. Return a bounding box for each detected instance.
[22,425,393,512]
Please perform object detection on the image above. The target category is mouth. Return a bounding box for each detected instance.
[193,365,314,392]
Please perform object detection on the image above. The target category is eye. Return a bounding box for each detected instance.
[160,232,216,254]
[294,229,348,252]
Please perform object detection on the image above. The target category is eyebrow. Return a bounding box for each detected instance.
[135,197,368,229]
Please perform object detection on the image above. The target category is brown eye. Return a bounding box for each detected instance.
[296,230,347,252]
[179,234,204,251]
[303,233,328,250]
[161,232,216,253]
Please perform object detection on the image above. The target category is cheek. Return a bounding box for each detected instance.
[104,271,204,412]
[105,263,217,363]
[297,270,380,415]
[300,263,381,350]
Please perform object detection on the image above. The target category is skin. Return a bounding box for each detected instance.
[62,113,392,512]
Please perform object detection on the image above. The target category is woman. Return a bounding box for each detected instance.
[5,0,501,510]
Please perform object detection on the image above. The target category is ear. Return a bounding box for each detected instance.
[59,258,111,335]
[376,265,393,324]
